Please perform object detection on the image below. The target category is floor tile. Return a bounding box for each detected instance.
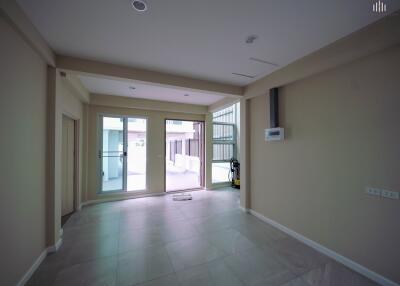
[176,258,244,286]
[117,246,174,286]
[157,220,199,242]
[301,261,379,286]
[223,247,294,286]
[53,256,117,286]
[267,238,331,276]
[63,220,120,242]
[165,236,226,271]
[26,189,378,286]
[118,226,164,253]
[204,228,257,255]
[191,211,242,234]
[137,273,180,286]
[280,277,311,286]
[66,235,119,266]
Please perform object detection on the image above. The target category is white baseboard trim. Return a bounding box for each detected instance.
[47,238,63,254]
[248,209,398,286]
[16,249,47,286]
[17,238,64,285]
[239,206,249,213]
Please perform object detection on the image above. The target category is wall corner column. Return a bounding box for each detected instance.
[239,98,250,209]
[46,66,59,247]
[205,113,213,189]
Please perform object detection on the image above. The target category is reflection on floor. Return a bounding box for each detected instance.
[27,188,378,286]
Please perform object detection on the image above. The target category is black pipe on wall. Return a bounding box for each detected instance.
[269,88,279,128]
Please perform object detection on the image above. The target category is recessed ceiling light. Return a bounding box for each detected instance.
[131,0,148,12]
[245,35,258,44]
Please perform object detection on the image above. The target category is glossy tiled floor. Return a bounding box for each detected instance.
[27,188,379,286]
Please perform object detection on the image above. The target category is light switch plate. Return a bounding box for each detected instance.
[365,187,381,196]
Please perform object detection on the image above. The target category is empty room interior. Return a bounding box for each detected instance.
[1,0,400,285]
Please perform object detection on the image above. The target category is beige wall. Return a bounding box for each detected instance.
[0,16,48,286]
[56,55,244,97]
[90,93,208,115]
[85,104,205,201]
[249,45,400,283]
[204,112,213,189]
[52,73,86,241]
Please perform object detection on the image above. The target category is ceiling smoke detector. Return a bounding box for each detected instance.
[131,0,148,12]
[184,94,189,97]
[129,86,136,90]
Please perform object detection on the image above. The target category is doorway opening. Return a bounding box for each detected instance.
[165,119,205,192]
[61,115,77,226]
[100,116,147,192]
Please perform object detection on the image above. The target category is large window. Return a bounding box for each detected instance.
[212,103,239,183]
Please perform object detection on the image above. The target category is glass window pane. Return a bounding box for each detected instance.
[102,117,124,192]
[212,162,230,183]
[127,118,147,191]
[213,123,234,141]
[213,144,233,161]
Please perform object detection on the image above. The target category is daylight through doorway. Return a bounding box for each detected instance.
[165,120,204,192]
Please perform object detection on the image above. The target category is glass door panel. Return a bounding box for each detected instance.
[101,116,125,192]
[127,118,147,191]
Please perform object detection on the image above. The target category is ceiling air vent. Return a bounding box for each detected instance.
[249,57,279,67]
[232,72,255,79]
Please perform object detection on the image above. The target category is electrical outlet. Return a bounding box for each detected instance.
[365,187,381,197]
[381,190,399,200]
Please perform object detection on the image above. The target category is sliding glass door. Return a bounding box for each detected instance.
[100,116,147,192]
[101,116,125,192]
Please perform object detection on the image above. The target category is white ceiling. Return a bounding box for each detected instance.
[18,0,400,86]
[79,75,225,105]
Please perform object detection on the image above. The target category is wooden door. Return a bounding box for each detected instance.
[61,116,75,216]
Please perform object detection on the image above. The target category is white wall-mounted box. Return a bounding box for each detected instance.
[265,128,284,141]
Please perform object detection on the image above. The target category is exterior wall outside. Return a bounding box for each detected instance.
[248,45,400,283]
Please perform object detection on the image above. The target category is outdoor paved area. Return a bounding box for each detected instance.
[103,171,200,192]
[27,188,378,286]
[165,170,200,191]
